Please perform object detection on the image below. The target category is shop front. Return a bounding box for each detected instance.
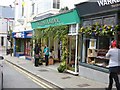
[75,1,120,83]
[12,30,33,60]
[31,9,80,75]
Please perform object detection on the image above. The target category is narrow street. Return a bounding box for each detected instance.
[3,60,61,89]
[0,48,60,89]
[4,61,43,88]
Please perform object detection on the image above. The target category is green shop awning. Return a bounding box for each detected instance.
[31,9,80,29]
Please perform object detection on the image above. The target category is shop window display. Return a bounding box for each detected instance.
[81,34,114,68]
[86,37,112,68]
[80,16,117,68]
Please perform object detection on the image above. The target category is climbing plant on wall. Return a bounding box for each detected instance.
[32,25,69,72]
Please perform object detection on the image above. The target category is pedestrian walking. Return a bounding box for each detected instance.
[43,45,49,66]
[105,40,120,90]
[34,43,40,67]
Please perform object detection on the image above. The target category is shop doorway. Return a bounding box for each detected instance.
[67,36,76,72]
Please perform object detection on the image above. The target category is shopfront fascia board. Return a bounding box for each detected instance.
[97,0,120,7]
[12,30,33,38]
[31,9,80,29]
[75,2,120,17]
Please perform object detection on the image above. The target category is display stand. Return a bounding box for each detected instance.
[87,48,109,67]
[87,48,97,64]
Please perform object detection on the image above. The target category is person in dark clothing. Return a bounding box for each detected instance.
[105,40,120,90]
[34,43,40,67]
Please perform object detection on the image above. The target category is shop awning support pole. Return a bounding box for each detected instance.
[75,23,79,73]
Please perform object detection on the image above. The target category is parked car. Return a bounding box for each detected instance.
[0,56,4,90]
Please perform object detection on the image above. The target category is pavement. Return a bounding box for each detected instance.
[3,55,108,89]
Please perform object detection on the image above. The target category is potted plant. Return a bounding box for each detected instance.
[57,61,66,73]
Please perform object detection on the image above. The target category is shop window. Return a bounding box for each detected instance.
[83,20,91,27]
[31,3,35,15]
[69,24,76,33]
[92,19,102,25]
[98,36,110,49]
[53,0,60,9]
[103,16,115,26]
[82,36,113,68]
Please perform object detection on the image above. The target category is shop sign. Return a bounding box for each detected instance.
[31,9,80,29]
[26,33,32,38]
[14,33,21,38]
[14,32,25,38]
[37,18,60,26]
[97,0,120,7]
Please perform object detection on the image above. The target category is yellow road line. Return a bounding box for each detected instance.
[5,61,53,89]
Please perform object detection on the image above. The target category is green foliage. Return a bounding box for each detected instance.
[57,61,66,73]
[32,25,68,41]
[57,35,68,73]
[67,65,75,71]
[32,25,69,73]
[59,6,69,13]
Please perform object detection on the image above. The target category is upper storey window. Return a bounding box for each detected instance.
[53,0,60,9]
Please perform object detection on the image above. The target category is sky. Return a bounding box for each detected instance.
[0,0,88,9]
[61,0,88,9]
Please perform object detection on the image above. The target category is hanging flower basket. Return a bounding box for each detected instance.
[79,23,117,36]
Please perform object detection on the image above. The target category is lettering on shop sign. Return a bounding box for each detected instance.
[97,0,120,7]
[15,33,25,38]
[37,18,60,26]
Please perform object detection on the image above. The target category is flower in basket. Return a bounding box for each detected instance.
[99,28,102,31]
[79,26,85,33]
[91,32,95,36]
[103,24,107,28]
[79,23,118,36]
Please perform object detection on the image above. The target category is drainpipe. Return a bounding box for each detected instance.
[75,23,79,74]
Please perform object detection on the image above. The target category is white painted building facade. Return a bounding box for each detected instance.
[14,0,62,33]
[0,6,14,49]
